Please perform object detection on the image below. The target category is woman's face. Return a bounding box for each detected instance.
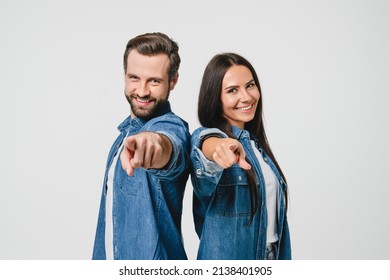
[220,65,260,129]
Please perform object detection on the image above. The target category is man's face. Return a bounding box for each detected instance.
[124,50,177,118]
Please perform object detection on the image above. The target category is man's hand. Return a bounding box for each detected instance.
[202,137,251,170]
[120,132,172,176]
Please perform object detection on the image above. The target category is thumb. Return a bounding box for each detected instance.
[124,136,136,151]
[228,143,238,152]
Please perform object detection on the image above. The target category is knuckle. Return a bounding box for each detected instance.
[216,144,225,153]
[154,145,162,155]
[132,159,142,167]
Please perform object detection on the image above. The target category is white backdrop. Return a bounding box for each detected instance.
[1,0,389,260]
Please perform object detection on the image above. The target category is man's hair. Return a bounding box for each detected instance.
[123,32,181,80]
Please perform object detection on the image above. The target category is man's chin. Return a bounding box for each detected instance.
[131,108,154,118]
[129,99,167,118]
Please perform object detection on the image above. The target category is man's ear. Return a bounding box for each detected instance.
[169,73,179,90]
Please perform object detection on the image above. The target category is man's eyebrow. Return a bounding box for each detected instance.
[148,77,163,81]
[126,73,138,77]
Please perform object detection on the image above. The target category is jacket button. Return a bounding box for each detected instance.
[238,175,242,181]
[264,157,268,162]
[196,169,202,176]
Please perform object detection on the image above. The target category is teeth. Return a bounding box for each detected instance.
[237,104,252,111]
[137,99,151,103]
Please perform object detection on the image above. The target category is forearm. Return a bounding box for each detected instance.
[201,137,222,161]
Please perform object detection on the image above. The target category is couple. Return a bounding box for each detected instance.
[92,32,291,260]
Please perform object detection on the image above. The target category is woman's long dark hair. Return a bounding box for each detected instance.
[198,53,287,223]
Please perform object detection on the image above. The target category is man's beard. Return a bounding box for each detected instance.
[125,93,169,118]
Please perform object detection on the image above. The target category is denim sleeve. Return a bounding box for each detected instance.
[140,114,191,181]
[190,127,227,197]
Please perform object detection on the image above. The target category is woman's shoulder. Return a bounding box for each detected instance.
[191,127,228,139]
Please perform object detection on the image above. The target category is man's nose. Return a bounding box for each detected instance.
[137,82,150,97]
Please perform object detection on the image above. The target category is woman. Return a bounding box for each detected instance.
[191,53,291,260]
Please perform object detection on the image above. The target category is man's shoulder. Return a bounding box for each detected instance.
[144,112,189,130]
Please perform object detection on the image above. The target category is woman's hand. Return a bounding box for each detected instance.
[202,137,251,170]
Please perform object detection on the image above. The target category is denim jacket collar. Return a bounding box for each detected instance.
[230,125,264,154]
[230,125,245,139]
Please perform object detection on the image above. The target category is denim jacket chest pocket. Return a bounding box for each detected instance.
[115,162,144,195]
[216,166,252,217]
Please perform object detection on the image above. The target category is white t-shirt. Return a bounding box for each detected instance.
[105,141,124,260]
[250,140,279,244]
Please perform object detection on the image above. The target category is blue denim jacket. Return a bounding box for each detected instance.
[191,126,291,260]
[93,102,191,260]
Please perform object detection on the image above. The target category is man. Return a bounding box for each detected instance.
[92,32,191,260]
